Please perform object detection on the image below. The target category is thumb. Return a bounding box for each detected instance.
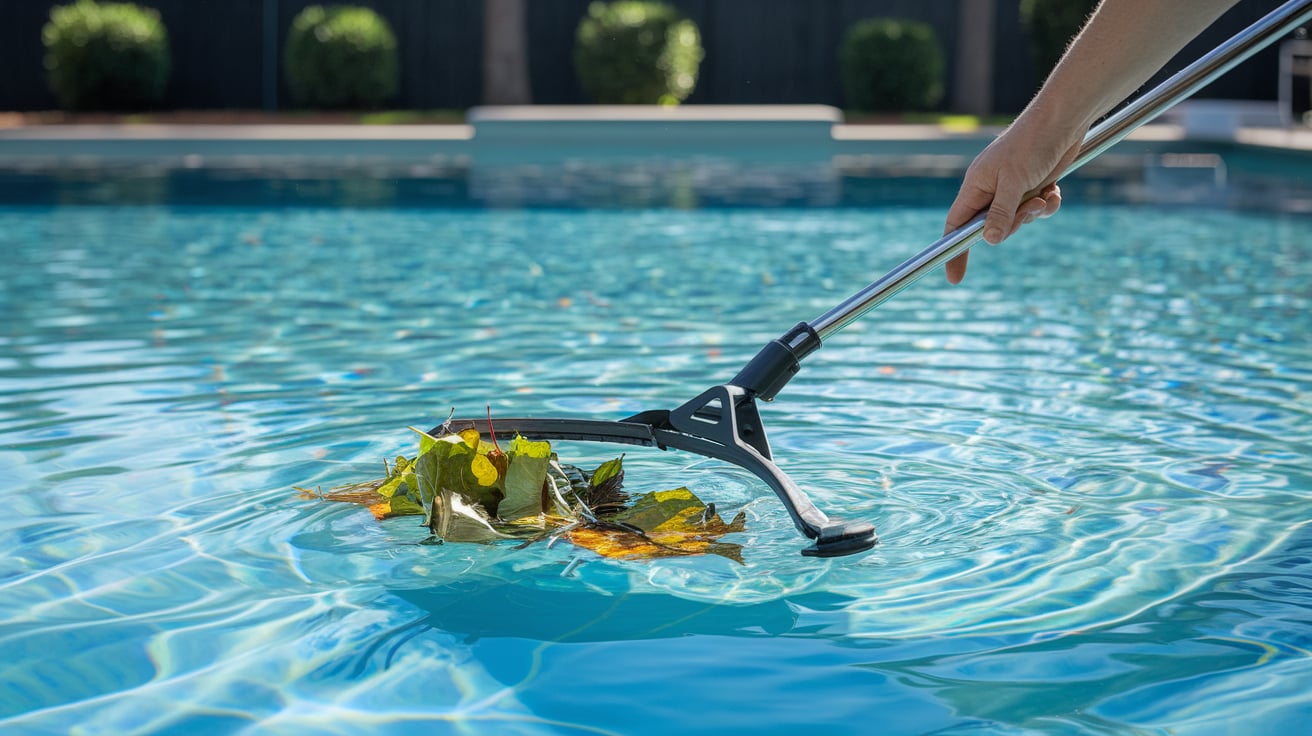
[945,184,994,235]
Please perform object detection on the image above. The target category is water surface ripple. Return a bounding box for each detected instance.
[1,203,1309,734]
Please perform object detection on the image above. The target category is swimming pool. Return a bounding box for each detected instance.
[1,159,1310,734]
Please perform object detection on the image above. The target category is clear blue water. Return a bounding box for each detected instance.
[1,170,1310,734]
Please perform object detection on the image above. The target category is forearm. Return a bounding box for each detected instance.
[1023,0,1241,132]
[943,0,1247,279]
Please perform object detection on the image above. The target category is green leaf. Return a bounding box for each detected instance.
[303,453,425,520]
[376,456,411,499]
[470,453,499,486]
[418,431,438,456]
[410,429,503,511]
[443,440,504,513]
[590,456,623,489]
[371,491,424,519]
[584,455,627,515]
[568,486,747,563]
[373,457,424,518]
[411,432,460,507]
[499,435,551,521]
[611,487,705,531]
[302,424,746,562]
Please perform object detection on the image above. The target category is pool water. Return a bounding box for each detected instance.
[1,179,1310,734]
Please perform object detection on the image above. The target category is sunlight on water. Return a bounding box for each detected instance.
[1,193,1310,734]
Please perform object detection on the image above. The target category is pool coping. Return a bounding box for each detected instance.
[1,102,1310,169]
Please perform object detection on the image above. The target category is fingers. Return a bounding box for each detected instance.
[983,176,1026,245]
[1006,185,1062,238]
[945,251,969,285]
[942,180,993,285]
[944,183,1062,285]
[1040,183,1062,217]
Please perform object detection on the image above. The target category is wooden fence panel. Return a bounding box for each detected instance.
[154,0,266,109]
[0,0,1295,113]
[0,1,64,110]
[523,0,595,104]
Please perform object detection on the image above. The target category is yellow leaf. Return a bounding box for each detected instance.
[458,428,481,450]
[307,472,425,520]
[369,500,394,520]
[470,454,499,486]
[610,487,704,531]
[568,523,744,564]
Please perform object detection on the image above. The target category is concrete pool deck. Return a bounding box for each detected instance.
[1,102,1310,170]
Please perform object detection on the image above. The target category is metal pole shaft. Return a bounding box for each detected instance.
[809,0,1312,342]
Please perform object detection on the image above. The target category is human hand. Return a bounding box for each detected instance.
[942,120,1084,284]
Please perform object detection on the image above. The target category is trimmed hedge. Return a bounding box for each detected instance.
[1020,0,1100,75]
[42,0,170,111]
[284,5,400,109]
[574,1,703,105]
[840,18,944,113]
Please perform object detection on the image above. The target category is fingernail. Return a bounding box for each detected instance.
[983,227,1003,244]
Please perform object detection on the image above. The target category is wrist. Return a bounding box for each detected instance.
[1012,89,1096,144]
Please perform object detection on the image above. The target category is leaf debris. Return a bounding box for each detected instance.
[307,413,745,563]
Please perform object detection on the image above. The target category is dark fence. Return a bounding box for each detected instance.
[0,0,1295,113]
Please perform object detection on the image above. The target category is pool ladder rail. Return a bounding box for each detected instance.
[441,0,1312,558]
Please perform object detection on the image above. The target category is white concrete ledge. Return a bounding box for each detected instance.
[1170,99,1285,140]
[467,105,843,156]
[833,124,995,140]
[0,124,473,141]
[468,104,844,123]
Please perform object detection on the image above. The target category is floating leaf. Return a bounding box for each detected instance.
[299,479,425,521]
[470,454,499,486]
[368,495,425,520]
[302,419,747,562]
[590,456,624,489]
[499,435,552,520]
[458,427,481,449]
[411,432,457,506]
[568,518,746,563]
[611,487,704,531]
[412,429,504,519]
[372,456,425,518]
[582,455,627,515]
[569,488,746,563]
[375,456,410,499]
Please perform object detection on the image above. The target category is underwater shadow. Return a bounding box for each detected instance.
[389,574,806,643]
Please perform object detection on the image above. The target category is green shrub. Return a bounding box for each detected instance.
[42,0,170,111]
[1020,0,1099,75]
[284,5,399,109]
[574,1,703,105]
[840,18,944,113]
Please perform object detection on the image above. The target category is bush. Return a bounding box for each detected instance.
[574,1,703,105]
[1020,0,1099,75]
[284,5,399,109]
[840,18,944,113]
[42,0,170,111]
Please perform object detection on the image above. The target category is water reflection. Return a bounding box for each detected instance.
[3,149,1312,212]
[0,194,1309,733]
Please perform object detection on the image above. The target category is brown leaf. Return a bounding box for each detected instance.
[301,475,425,520]
[567,522,745,564]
